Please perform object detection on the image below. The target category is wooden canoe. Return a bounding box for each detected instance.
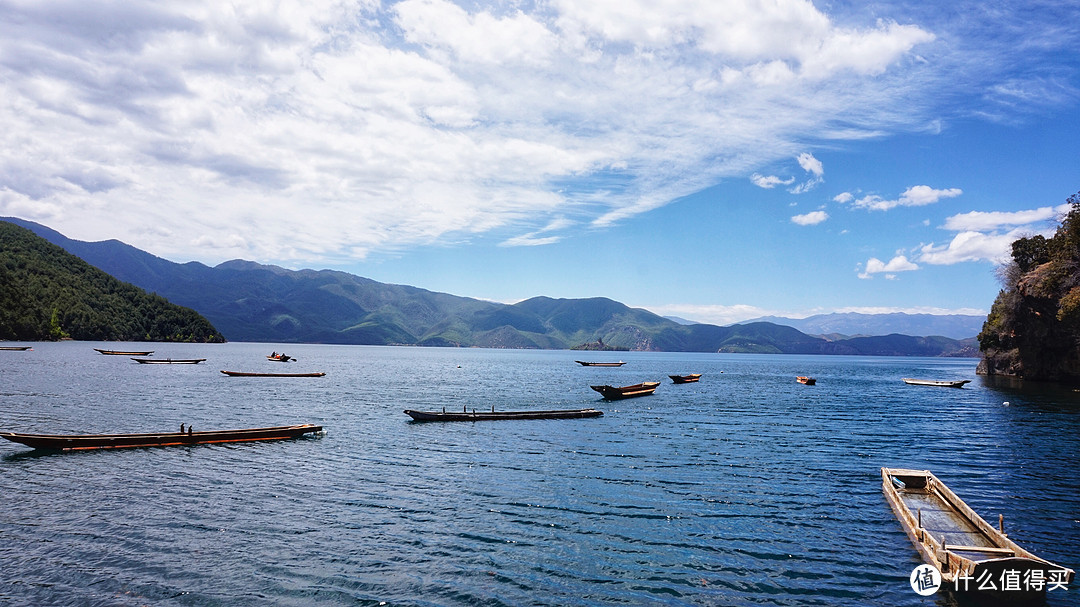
[881,468,1074,594]
[903,378,971,388]
[796,376,816,385]
[590,381,660,399]
[404,408,603,422]
[132,358,205,364]
[575,360,626,367]
[669,374,701,383]
[221,370,325,377]
[0,424,323,451]
[95,348,153,355]
[0,346,32,351]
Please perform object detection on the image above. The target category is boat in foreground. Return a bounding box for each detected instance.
[590,381,660,399]
[881,468,1073,595]
[0,424,323,451]
[221,370,325,377]
[902,378,971,388]
[404,408,603,422]
[669,374,701,383]
[796,376,816,385]
[575,360,626,367]
[132,358,206,364]
[0,346,32,351]
[95,348,154,355]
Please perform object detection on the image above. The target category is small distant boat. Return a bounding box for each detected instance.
[132,358,205,364]
[881,468,1074,594]
[95,348,153,356]
[903,378,971,388]
[590,381,660,400]
[575,360,626,367]
[669,374,701,384]
[404,408,604,422]
[0,346,32,351]
[267,353,294,362]
[0,424,323,451]
[796,376,816,385]
[221,370,325,377]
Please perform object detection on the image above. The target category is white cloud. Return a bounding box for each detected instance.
[918,229,1026,266]
[942,203,1071,231]
[791,210,828,225]
[751,174,794,189]
[850,185,962,211]
[796,152,823,176]
[833,192,854,203]
[858,255,919,279]
[644,303,775,326]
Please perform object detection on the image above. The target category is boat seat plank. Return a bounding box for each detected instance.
[944,544,1015,555]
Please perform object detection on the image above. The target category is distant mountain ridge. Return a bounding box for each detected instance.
[740,312,984,340]
[2,217,979,356]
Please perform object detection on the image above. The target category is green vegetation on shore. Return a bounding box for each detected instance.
[0,222,224,342]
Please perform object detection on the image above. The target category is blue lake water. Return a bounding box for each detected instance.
[1,342,1077,606]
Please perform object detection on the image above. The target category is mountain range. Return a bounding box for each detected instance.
[1,217,981,356]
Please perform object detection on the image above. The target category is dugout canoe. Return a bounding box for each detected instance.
[575,360,626,367]
[902,378,971,388]
[404,408,603,422]
[221,370,325,377]
[590,381,660,399]
[0,346,32,351]
[881,467,1073,594]
[132,358,205,364]
[0,424,323,451]
[95,348,154,355]
[669,374,702,383]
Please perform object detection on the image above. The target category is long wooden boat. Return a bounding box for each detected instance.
[95,348,153,355]
[404,408,603,422]
[796,376,816,385]
[882,468,1074,594]
[575,360,626,367]
[669,374,701,383]
[590,381,660,399]
[0,424,323,451]
[903,378,971,388]
[0,346,32,351]
[221,370,325,377]
[132,358,205,364]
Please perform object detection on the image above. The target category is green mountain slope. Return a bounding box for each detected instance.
[0,222,223,342]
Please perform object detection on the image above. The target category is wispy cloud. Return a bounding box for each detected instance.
[0,0,1068,265]
[751,174,794,189]
[846,185,962,211]
[942,203,1071,231]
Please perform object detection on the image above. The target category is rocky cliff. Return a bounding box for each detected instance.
[978,192,1080,383]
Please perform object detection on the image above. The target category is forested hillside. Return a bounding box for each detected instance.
[979,191,1080,382]
[0,222,224,342]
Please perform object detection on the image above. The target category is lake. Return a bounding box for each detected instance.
[1,342,1077,606]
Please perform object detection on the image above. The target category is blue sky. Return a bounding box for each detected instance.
[1,0,1078,324]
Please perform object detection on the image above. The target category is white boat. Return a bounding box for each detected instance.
[903,378,971,388]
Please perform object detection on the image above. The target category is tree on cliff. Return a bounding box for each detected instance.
[978,191,1080,382]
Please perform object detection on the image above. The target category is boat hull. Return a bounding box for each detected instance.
[575,361,625,367]
[95,348,153,355]
[132,358,205,364]
[0,424,323,451]
[670,374,701,383]
[404,408,603,422]
[221,370,325,377]
[881,468,1073,594]
[902,378,971,388]
[590,382,660,399]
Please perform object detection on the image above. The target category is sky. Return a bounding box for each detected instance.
[1,0,1079,325]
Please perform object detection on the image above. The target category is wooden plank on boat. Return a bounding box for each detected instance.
[881,467,1074,592]
[590,381,660,400]
[0,424,323,451]
[221,370,325,377]
[404,408,603,422]
[131,354,205,362]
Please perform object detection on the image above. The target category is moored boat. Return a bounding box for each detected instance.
[590,381,660,399]
[404,408,603,422]
[0,346,32,351]
[669,374,701,383]
[575,360,626,367]
[903,378,971,388]
[796,376,816,385]
[95,348,153,355]
[221,370,325,377]
[0,424,323,451]
[132,358,206,364]
[881,467,1073,595]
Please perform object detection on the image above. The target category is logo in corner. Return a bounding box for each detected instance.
[910,564,942,596]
